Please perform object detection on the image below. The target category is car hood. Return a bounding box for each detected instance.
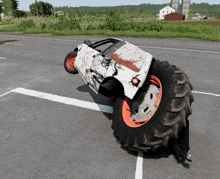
[107,42,153,73]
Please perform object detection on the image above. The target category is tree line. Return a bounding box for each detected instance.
[0,1,220,20]
[55,3,220,18]
[0,0,53,20]
[0,0,26,19]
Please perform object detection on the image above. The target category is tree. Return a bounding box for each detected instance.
[30,1,53,16]
[215,11,220,19]
[0,2,2,21]
[35,0,38,16]
[1,0,18,18]
[16,10,27,18]
[0,2,2,14]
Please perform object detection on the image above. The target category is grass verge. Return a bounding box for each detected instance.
[1,25,219,42]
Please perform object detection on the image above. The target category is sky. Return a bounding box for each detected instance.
[3,0,219,11]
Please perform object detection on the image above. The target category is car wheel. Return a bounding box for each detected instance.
[64,51,78,74]
[111,59,194,152]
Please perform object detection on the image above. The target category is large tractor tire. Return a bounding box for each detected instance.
[111,59,194,152]
[64,51,78,74]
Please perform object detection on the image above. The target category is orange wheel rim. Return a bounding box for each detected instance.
[122,75,162,128]
[67,56,76,69]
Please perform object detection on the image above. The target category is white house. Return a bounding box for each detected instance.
[156,5,177,20]
[1,13,12,20]
[55,11,64,16]
[0,13,5,19]
[54,11,69,18]
[191,13,205,20]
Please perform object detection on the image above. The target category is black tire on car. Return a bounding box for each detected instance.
[111,59,194,152]
[64,51,78,74]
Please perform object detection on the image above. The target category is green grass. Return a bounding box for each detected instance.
[163,19,220,23]
[1,25,219,41]
[0,16,219,42]
[0,21,15,25]
[0,25,21,32]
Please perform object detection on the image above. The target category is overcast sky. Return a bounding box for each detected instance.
[10,0,220,11]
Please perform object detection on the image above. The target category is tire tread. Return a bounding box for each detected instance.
[111,59,194,152]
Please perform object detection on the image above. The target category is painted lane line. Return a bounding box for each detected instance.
[1,34,220,54]
[192,91,220,97]
[135,151,143,179]
[3,87,220,179]
[139,45,220,54]
[1,34,82,43]
[11,88,113,114]
[5,87,143,179]
[0,90,13,98]
[0,41,23,45]
[10,87,143,178]
[0,57,7,59]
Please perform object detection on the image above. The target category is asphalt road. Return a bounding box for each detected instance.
[0,34,220,179]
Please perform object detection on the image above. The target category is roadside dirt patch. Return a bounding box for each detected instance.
[21,34,53,37]
[0,24,16,29]
[0,31,52,37]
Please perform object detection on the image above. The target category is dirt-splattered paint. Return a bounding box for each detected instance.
[109,43,150,72]
[109,53,140,72]
[74,40,153,99]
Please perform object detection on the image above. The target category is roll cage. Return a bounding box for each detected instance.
[85,38,122,55]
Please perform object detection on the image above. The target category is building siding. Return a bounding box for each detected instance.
[157,5,176,20]
[165,13,185,21]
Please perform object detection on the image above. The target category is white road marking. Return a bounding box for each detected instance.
[1,87,220,179]
[139,45,220,54]
[0,57,7,59]
[1,34,81,43]
[0,90,13,97]
[135,151,143,179]
[1,34,220,54]
[192,91,220,97]
[11,88,113,114]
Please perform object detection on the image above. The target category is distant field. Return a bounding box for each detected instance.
[0,17,219,41]
[163,20,220,26]
[0,24,15,29]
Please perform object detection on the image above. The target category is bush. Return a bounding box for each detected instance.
[0,25,22,32]
[49,21,80,30]
[162,23,217,34]
[16,10,27,18]
[105,13,125,31]
[18,20,35,30]
[0,21,14,25]
[1,15,219,42]
[132,21,148,32]
[2,18,12,22]
[79,16,106,30]
[32,16,60,29]
[146,20,163,31]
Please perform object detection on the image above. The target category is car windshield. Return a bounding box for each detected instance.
[101,41,126,58]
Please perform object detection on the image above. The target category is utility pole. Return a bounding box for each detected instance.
[35,0,38,16]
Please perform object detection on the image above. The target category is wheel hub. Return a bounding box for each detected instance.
[130,84,161,122]
[67,56,76,69]
[122,75,162,128]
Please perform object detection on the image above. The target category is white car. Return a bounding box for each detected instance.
[64,38,194,162]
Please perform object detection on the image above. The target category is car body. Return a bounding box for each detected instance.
[64,38,194,161]
[74,38,154,99]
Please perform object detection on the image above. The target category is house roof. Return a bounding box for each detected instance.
[165,12,185,18]
[166,12,183,15]
[160,5,176,11]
